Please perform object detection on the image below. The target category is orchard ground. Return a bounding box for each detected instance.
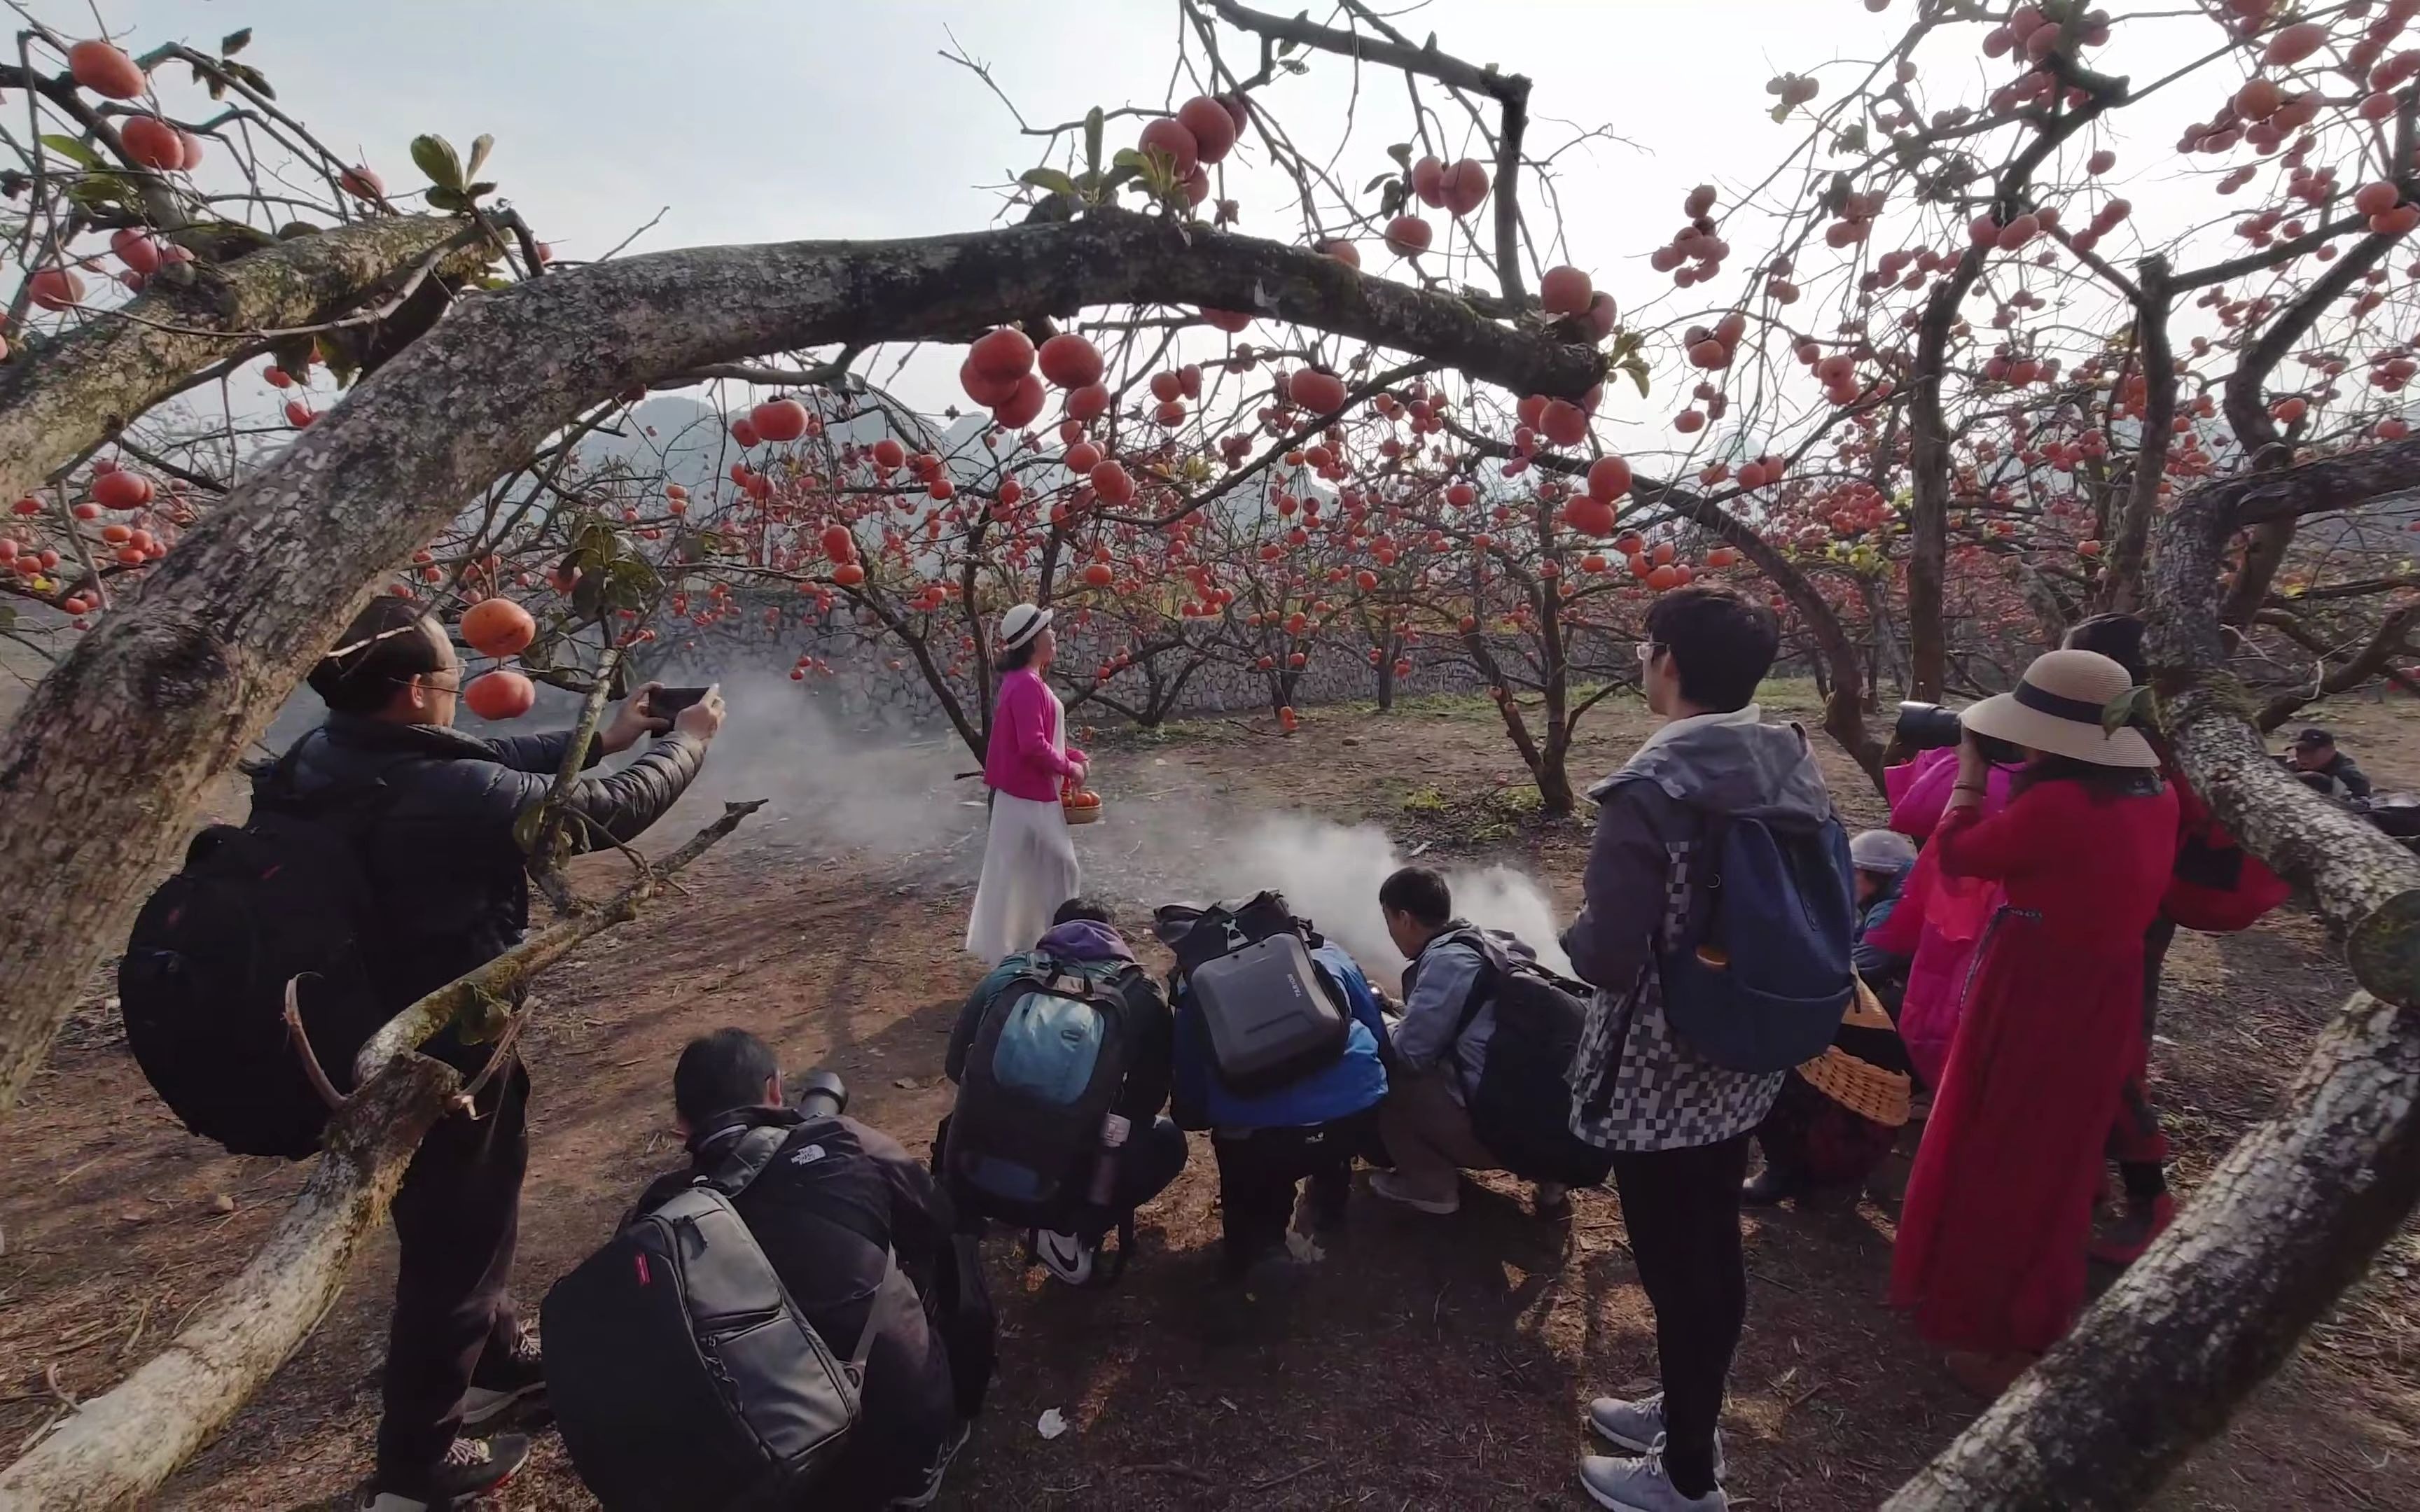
[2,689,2416,1511]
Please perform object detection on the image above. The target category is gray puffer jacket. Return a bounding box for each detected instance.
[1559,708,1836,1153]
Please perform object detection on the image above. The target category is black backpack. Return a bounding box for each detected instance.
[1436,931,1614,1189]
[543,1122,886,1512]
[1154,889,1319,976]
[117,752,396,1157]
[945,958,1138,1234]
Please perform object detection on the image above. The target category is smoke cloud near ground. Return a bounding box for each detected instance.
[623,679,1573,988]
[647,673,977,859]
[1206,818,1573,986]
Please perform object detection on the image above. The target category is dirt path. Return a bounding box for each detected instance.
[2,694,2414,1509]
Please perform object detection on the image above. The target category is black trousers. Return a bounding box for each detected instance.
[1610,1135,1751,1499]
[1210,1108,1377,1270]
[2113,915,2180,1200]
[1076,1115,1190,1242]
[376,1062,529,1475]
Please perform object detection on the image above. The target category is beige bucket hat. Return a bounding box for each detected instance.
[1959,649,2158,769]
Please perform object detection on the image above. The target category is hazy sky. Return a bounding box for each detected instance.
[85,1,2229,427]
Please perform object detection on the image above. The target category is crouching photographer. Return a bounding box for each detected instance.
[543,1032,995,1511]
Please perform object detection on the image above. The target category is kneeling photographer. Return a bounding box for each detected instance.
[544,1032,994,1511]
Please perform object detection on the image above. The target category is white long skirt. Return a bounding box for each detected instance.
[964,791,1081,965]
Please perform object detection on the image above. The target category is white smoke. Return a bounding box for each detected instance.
[1204,818,1572,991]
[647,672,976,859]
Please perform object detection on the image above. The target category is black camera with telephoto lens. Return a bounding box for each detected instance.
[1895,701,1965,752]
[793,1068,848,1120]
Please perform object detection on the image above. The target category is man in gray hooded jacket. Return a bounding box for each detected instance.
[1563,586,1837,1512]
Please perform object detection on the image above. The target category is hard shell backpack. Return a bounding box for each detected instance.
[1438,931,1613,1189]
[945,960,1134,1230]
[1155,890,1350,1095]
[1186,932,1350,1095]
[117,752,396,1158]
[1658,813,1858,1074]
[542,1122,885,1512]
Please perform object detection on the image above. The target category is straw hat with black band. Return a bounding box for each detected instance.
[998,603,1053,652]
[1957,649,2158,769]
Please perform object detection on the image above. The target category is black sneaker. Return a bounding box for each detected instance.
[1739,1164,1804,1208]
[891,1419,973,1508]
[461,1329,545,1428]
[361,1432,529,1511]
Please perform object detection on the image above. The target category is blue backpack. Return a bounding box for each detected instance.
[1658,813,1858,1073]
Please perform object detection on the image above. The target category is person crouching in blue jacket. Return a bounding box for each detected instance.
[1171,937,1390,1280]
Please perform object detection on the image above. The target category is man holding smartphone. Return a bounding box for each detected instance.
[267,595,727,1512]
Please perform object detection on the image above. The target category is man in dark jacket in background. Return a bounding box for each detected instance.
[267,594,720,1511]
[2284,726,2372,799]
[1564,587,1835,1512]
[943,897,1188,1285]
[627,1030,987,1511]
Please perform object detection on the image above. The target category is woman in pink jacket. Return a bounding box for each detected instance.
[1872,745,2016,1085]
[964,603,1089,962]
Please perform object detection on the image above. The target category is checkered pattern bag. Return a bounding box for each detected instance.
[1566,833,1786,1154]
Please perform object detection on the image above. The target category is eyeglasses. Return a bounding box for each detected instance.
[1636,640,1664,665]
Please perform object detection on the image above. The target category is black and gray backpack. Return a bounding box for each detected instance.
[542,1121,887,1512]
[944,958,1138,1231]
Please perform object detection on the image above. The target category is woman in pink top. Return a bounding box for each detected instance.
[964,603,1089,962]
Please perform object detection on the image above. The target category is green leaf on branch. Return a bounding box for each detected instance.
[1620,354,1651,398]
[426,185,470,213]
[66,172,137,213]
[1363,172,1394,195]
[1020,166,1078,196]
[221,27,251,55]
[410,133,466,193]
[1084,106,1104,176]
[223,60,273,99]
[1386,142,1412,167]
[466,133,495,181]
[39,134,103,170]
[2101,686,2157,735]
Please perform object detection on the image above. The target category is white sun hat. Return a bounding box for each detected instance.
[1959,649,2158,769]
[998,603,1054,651]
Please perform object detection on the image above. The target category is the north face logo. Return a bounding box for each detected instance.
[788,1143,827,1166]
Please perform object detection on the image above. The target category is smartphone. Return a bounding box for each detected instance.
[648,686,709,718]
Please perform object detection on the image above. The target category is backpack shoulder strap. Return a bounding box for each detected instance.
[844,1250,899,1378]
[697,1124,797,1200]
[1435,929,1509,1042]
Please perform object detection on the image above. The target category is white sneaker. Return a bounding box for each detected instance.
[1587,1395,1725,1479]
[1368,1170,1459,1214]
[1031,1228,1096,1285]
[1579,1440,1727,1512]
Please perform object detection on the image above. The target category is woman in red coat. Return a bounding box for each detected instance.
[1888,650,2179,1396]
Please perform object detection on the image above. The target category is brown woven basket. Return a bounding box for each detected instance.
[1795,1046,1912,1126]
[1792,978,1912,1125]
[1063,800,1103,825]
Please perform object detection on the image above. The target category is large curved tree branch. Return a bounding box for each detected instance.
[1891,438,2420,1510]
[0,216,486,503]
[0,210,1601,1110]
